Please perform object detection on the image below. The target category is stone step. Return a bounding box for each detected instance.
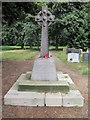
[18,72,69,93]
[18,80,70,93]
[4,72,84,107]
[18,73,70,93]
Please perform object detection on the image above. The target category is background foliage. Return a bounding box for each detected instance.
[2,2,89,51]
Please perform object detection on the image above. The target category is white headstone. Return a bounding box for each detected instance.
[87,48,90,53]
[68,53,79,62]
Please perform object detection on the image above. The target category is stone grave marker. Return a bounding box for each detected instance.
[66,48,81,55]
[31,6,57,81]
[68,53,79,62]
[82,48,90,62]
[82,53,90,62]
[87,48,90,53]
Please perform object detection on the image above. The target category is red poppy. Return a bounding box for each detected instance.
[45,53,49,59]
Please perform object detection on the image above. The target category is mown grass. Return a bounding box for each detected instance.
[53,50,89,75]
[2,50,38,60]
[0,46,40,51]
[0,45,66,51]
[1,45,66,60]
[0,46,21,50]
[49,46,67,50]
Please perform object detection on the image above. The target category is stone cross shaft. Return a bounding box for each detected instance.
[35,6,55,57]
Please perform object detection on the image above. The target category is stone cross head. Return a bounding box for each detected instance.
[35,6,55,27]
[35,6,55,57]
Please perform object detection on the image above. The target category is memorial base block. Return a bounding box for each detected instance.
[31,57,57,81]
[4,71,84,107]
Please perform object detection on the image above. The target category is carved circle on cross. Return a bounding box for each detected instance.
[43,10,47,14]
[35,8,55,27]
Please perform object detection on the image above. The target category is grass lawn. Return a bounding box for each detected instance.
[49,46,67,50]
[0,45,66,51]
[53,51,89,75]
[2,50,38,60]
[0,46,40,51]
[1,45,66,60]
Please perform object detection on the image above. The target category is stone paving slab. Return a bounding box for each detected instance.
[46,92,62,106]
[62,90,84,107]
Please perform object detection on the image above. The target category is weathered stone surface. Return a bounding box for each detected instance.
[32,6,56,81]
[82,53,90,62]
[18,81,69,93]
[18,73,69,93]
[4,78,45,106]
[4,72,84,107]
[4,92,44,107]
[31,57,57,81]
[46,93,62,106]
[35,6,55,57]
[68,53,79,62]
[57,74,74,84]
[86,48,90,53]
[66,48,81,55]
[62,90,84,107]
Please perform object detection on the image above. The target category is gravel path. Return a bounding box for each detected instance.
[2,56,88,119]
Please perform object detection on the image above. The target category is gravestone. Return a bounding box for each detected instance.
[82,48,90,62]
[68,53,79,62]
[31,6,57,81]
[66,48,81,55]
[87,48,90,53]
[82,53,90,62]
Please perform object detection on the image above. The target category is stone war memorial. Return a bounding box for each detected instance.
[4,6,84,107]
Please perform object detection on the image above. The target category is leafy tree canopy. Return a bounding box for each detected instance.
[2,2,89,51]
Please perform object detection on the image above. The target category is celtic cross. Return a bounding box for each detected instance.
[35,6,55,57]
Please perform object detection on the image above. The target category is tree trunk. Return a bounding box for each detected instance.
[21,33,25,49]
[56,39,58,51]
[37,41,40,50]
[29,42,32,49]
[21,42,24,49]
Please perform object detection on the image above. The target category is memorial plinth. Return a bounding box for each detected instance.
[31,57,57,81]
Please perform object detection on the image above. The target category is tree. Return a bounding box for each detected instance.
[2,2,89,51]
[49,2,89,51]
